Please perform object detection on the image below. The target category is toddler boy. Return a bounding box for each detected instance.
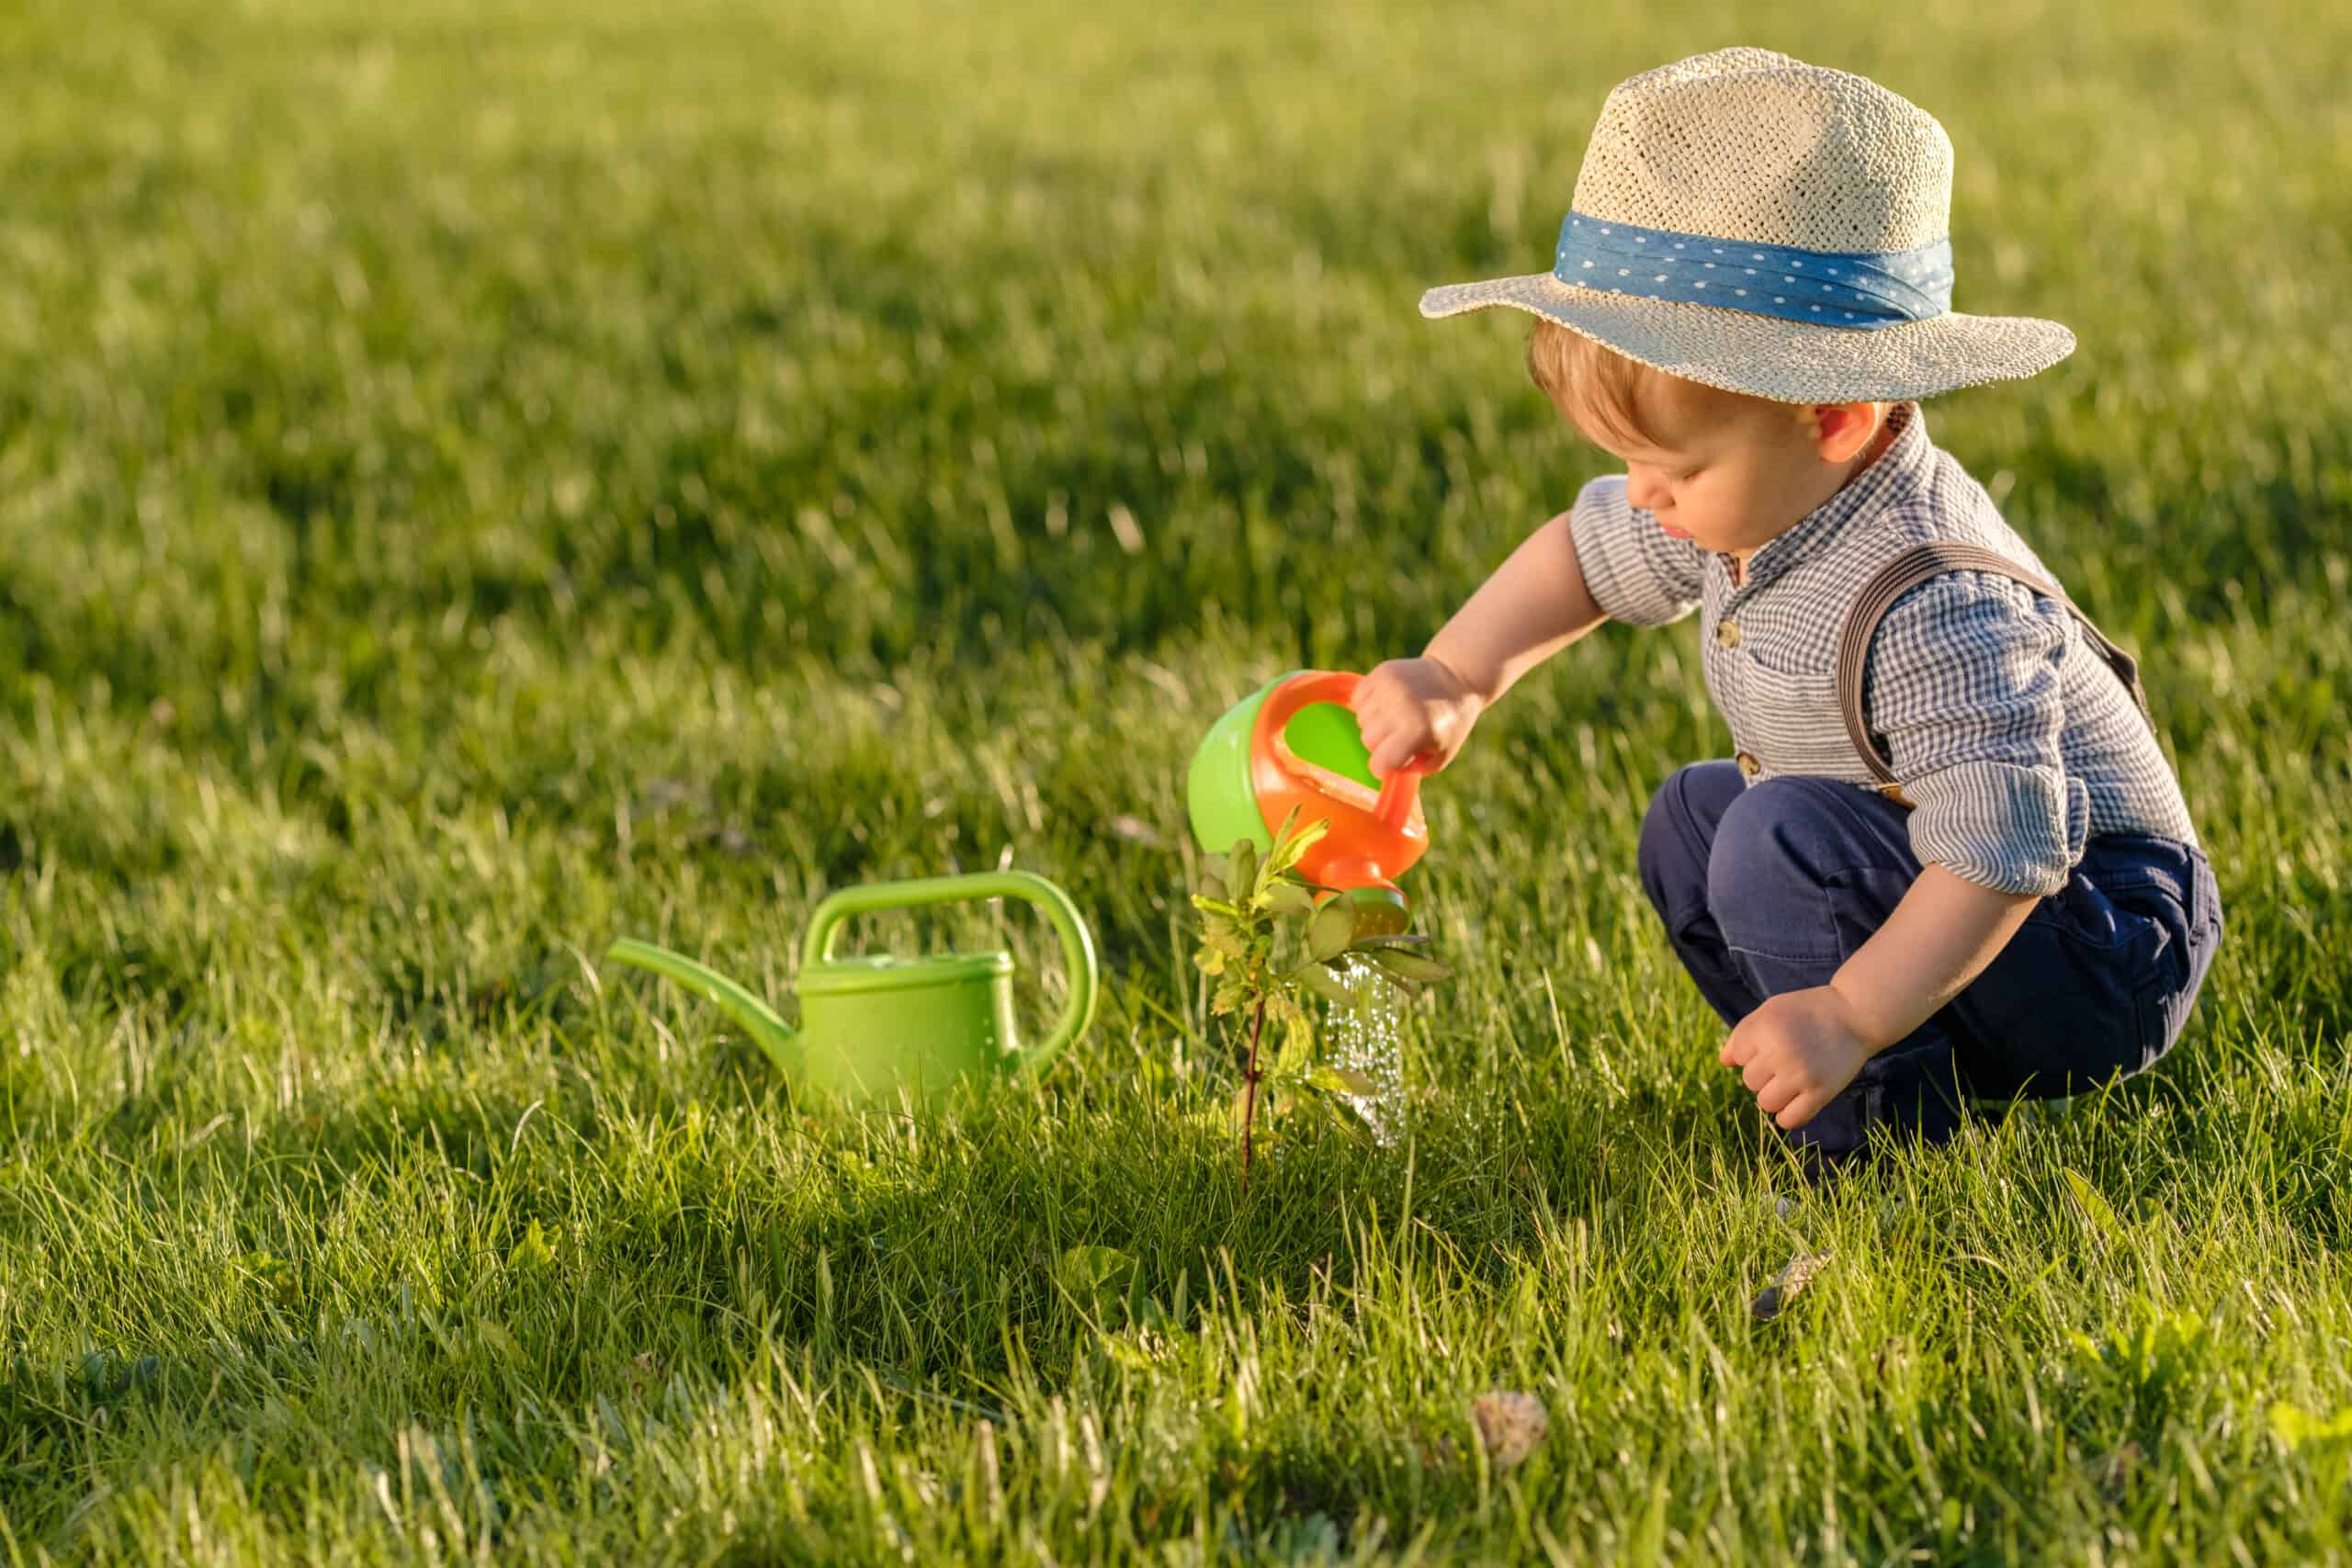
[1353,49,2222,1166]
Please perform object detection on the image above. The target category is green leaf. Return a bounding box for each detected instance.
[1265,811,1329,878]
[1101,1330,1165,1372]
[1295,962,1356,1010]
[1364,948,1453,983]
[1307,897,1356,962]
[2060,1167,2124,1243]
[1204,921,1251,960]
[1306,1066,1377,1097]
[2270,1401,2352,1450]
[1272,1012,1315,1077]
[1322,1100,1377,1145]
[240,1251,289,1284]
[1259,881,1316,917]
[1351,933,1433,950]
[1226,840,1258,903]
[1057,1244,1137,1295]
[1056,1246,1139,1324]
[476,1318,524,1363]
[1190,895,1244,919]
[509,1219,556,1272]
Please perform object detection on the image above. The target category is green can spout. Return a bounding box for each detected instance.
[606,939,797,1075]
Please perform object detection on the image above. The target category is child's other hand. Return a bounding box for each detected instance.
[1718,987,1875,1131]
[1351,658,1485,777]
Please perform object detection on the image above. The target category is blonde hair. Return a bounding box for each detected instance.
[1525,318,1668,448]
[1523,318,1826,450]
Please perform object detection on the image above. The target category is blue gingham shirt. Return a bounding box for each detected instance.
[1569,400,2198,895]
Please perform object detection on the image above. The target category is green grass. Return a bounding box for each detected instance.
[2,0,2349,1560]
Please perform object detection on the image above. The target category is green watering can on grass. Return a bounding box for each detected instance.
[608,872,1098,1107]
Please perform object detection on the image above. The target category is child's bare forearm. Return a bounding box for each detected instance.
[1828,863,2039,1049]
[1422,512,1608,705]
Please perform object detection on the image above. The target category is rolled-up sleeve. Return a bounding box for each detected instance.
[1565,475,1702,627]
[1865,572,2090,895]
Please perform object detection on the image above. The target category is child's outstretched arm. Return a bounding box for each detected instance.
[1355,476,1702,776]
[1353,508,1606,776]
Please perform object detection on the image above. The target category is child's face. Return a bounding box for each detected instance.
[1572,388,1850,558]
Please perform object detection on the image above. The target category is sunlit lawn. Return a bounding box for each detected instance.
[2,0,2348,1560]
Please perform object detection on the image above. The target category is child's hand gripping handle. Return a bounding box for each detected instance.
[1252,671,1431,910]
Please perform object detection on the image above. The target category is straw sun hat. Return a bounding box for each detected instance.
[1420,48,2075,403]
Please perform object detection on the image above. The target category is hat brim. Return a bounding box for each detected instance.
[1419,272,2074,403]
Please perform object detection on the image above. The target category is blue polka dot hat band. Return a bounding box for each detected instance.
[1554,212,1955,332]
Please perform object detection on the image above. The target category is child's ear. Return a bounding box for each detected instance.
[1810,401,1883,462]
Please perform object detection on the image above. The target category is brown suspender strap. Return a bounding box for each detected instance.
[1835,542,2154,792]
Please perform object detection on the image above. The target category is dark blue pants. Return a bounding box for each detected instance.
[1637,761,2223,1162]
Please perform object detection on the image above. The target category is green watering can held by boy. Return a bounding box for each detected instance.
[607,872,1099,1106]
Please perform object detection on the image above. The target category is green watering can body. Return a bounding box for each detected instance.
[608,871,1097,1106]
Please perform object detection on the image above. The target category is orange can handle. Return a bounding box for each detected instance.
[1227,668,1430,898]
[1258,671,1432,823]
[1258,670,1361,753]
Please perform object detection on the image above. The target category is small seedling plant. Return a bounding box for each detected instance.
[1190,810,1452,1188]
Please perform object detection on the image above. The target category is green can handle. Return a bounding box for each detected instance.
[804,871,1099,1081]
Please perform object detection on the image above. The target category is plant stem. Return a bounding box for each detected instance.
[1240,994,1268,1190]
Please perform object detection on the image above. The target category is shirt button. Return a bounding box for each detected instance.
[1736,750,1761,779]
[1716,620,1743,649]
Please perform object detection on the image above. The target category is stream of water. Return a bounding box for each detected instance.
[1321,955,1408,1146]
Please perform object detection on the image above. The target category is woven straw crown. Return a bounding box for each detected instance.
[1420,49,2075,403]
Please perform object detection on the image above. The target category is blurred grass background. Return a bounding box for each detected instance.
[1,0,2347,1561]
